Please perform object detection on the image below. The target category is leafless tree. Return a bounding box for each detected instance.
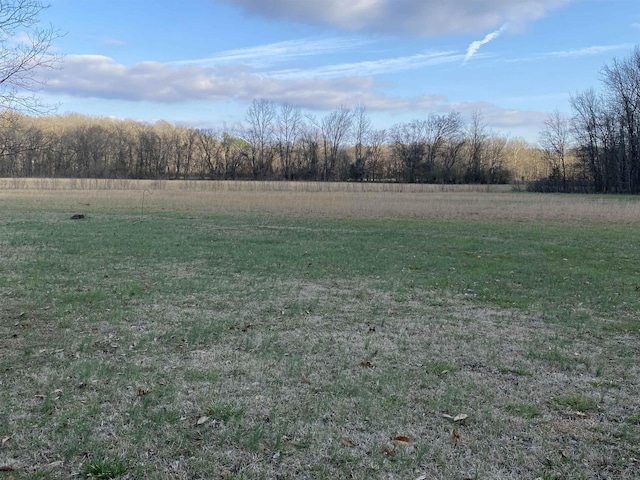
[539,110,571,190]
[0,0,61,113]
[275,102,301,180]
[317,105,353,181]
[464,110,487,183]
[298,121,321,180]
[390,119,428,182]
[351,104,370,181]
[366,128,387,181]
[425,112,464,181]
[243,99,276,179]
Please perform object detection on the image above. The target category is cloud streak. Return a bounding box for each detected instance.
[464,24,507,63]
[174,36,374,68]
[271,50,464,79]
[546,44,631,58]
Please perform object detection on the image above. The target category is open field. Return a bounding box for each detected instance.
[1,178,640,223]
[1,180,640,479]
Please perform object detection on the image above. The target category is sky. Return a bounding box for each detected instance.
[32,0,640,143]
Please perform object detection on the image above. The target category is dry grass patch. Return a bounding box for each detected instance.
[1,178,640,223]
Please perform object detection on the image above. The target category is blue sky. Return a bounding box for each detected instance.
[36,0,640,142]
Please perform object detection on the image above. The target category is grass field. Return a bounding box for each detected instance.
[1,180,639,479]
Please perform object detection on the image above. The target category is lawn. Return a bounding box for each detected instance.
[1,181,639,479]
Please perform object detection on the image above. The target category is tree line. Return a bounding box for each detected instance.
[535,46,640,193]
[0,104,546,183]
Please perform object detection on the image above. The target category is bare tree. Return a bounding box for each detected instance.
[390,119,427,183]
[539,110,571,191]
[571,89,605,191]
[298,121,320,180]
[366,128,387,181]
[0,0,61,113]
[275,102,301,180]
[243,99,276,179]
[465,110,487,183]
[425,112,464,181]
[317,106,353,181]
[351,104,370,181]
[601,47,640,192]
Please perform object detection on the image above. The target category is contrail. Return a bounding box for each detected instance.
[464,24,507,63]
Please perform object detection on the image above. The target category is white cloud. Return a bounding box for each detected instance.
[43,54,405,108]
[42,54,548,131]
[464,24,507,63]
[218,0,575,36]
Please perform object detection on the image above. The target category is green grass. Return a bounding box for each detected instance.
[1,203,639,479]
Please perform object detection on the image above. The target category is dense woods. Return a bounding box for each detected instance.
[0,105,546,183]
[534,46,640,193]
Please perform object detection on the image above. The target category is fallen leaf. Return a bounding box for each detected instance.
[452,429,461,444]
[560,450,569,458]
[454,413,468,423]
[1,436,11,445]
[575,411,588,418]
[49,460,63,467]
[441,413,454,421]
[136,388,150,397]
[380,444,395,457]
[358,361,373,368]
[341,437,356,447]
[393,435,413,446]
[196,416,209,425]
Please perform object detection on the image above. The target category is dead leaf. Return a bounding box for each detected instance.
[242,324,253,331]
[575,411,588,418]
[393,435,413,446]
[196,416,209,425]
[136,388,150,397]
[1,436,11,445]
[380,444,395,457]
[454,413,468,423]
[341,437,356,447]
[560,450,569,458]
[452,429,461,444]
[441,413,454,421]
[358,361,373,368]
[49,460,63,467]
